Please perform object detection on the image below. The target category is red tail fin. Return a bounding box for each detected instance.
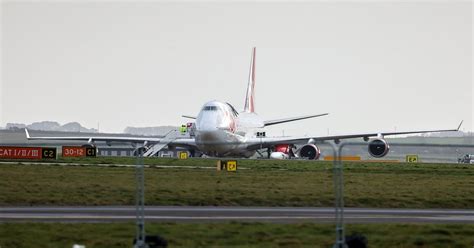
[244,47,256,113]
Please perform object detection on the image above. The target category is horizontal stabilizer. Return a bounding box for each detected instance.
[263,113,329,126]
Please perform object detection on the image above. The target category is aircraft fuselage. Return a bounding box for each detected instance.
[194,100,261,157]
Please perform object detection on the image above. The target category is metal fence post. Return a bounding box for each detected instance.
[329,142,348,248]
[134,147,147,248]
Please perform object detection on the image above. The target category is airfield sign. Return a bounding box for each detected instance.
[178,151,188,159]
[0,146,57,160]
[406,155,419,163]
[226,160,237,171]
[62,146,97,157]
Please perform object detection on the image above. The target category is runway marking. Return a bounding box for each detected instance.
[1,214,473,221]
[0,161,219,169]
[1,207,473,223]
[2,207,473,215]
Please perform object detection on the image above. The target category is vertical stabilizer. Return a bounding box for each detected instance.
[244,47,256,113]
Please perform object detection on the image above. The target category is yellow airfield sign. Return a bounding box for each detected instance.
[226,160,237,171]
[217,160,238,171]
[179,151,188,160]
[406,155,419,163]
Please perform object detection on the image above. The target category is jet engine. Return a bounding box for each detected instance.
[368,139,390,158]
[269,144,294,159]
[270,151,290,159]
[297,144,321,160]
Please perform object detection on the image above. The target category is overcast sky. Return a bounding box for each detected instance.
[1,1,472,136]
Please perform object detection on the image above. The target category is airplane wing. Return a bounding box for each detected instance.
[246,121,463,150]
[182,115,197,119]
[25,128,196,147]
[263,113,329,126]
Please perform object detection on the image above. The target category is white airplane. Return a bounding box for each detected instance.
[26,48,462,159]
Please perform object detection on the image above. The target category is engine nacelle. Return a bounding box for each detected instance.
[368,139,390,158]
[297,144,321,160]
[270,152,290,159]
[270,144,294,159]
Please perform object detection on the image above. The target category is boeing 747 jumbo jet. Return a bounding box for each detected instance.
[26,48,462,159]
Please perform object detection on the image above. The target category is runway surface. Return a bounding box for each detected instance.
[1,206,473,224]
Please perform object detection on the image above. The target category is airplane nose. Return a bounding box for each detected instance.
[199,122,218,132]
[196,114,219,132]
[196,108,232,132]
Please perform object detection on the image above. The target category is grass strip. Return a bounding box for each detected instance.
[1,159,473,208]
[1,222,473,248]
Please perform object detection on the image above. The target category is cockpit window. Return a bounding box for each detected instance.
[203,106,218,111]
